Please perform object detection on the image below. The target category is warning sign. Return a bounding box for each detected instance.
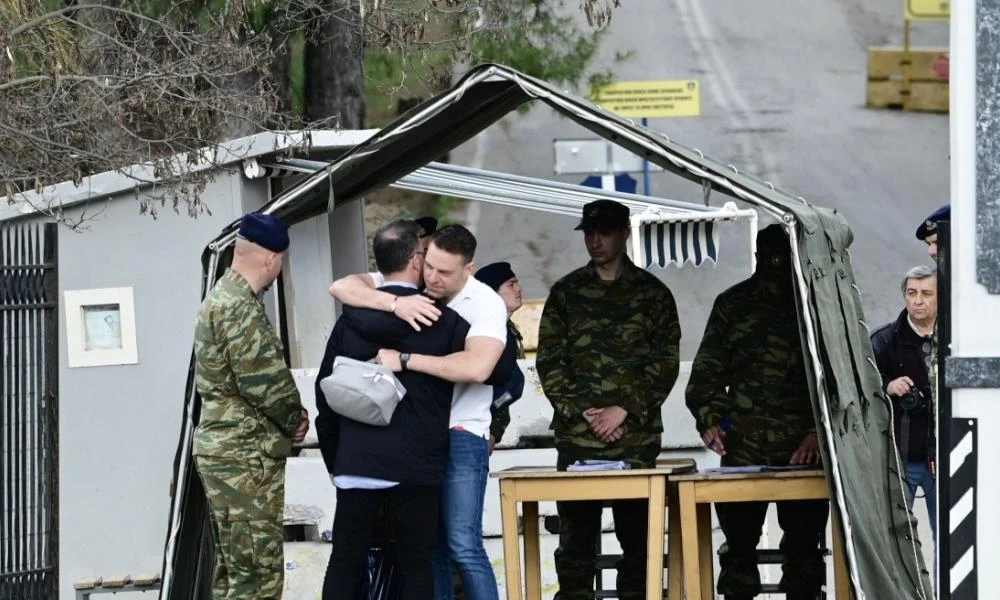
[905,0,949,20]
[590,80,701,118]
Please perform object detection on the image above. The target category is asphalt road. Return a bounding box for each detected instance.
[454,0,949,358]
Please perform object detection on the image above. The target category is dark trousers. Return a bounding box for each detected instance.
[323,484,440,600]
[553,499,649,600]
[715,499,830,598]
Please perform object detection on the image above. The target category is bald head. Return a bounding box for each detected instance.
[232,237,286,293]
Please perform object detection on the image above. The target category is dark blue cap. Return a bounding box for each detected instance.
[415,216,438,238]
[915,205,950,240]
[574,199,630,231]
[238,213,289,252]
[475,261,516,291]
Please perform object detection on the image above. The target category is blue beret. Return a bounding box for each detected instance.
[575,199,630,231]
[915,205,950,240]
[415,216,438,238]
[475,261,516,291]
[238,213,289,252]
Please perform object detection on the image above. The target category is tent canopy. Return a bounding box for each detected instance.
[163,64,931,600]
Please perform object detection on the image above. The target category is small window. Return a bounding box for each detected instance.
[65,288,138,368]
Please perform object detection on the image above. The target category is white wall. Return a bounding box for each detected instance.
[284,197,369,369]
[951,0,999,593]
[53,172,248,598]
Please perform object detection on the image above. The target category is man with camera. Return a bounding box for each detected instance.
[870,265,938,542]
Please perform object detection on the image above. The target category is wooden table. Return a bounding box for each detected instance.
[672,469,850,600]
[492,459,695,600]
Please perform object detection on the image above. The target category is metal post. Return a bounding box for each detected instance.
[642,117,651,195]
[937,221,951,600]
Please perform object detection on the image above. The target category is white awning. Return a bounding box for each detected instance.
[253,158,758,269]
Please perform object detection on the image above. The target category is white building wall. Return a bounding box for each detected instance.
[52,171,250,599]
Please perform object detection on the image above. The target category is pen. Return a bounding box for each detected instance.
[707,416,731,451]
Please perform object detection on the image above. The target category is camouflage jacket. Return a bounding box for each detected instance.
[193,268,303,459]
[489,320,525,443]
[537,258,680,459]
[685,275,814,465]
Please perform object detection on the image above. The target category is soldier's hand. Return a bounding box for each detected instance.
[886,376,914,397]
[703,425,727,456]
[394,295,441,331]
[790,432,821,465]
[376,349,402,371]
[589,406,628,441]
[292,409,310,444]
[601,425,627,444]
[489,435,496,456]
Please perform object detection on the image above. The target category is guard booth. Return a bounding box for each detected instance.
[160,64,934,600]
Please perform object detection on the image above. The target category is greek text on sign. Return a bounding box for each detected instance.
[905,0,949,20]
[590,80,701,118]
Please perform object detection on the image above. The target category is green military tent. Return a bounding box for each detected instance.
[162,64,933,600]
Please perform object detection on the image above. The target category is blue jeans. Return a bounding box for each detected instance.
[905,460,937,542]
[433,429,499,600]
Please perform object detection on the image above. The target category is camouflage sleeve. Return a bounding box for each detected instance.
[630,286,681,429]
[536,285,583,423]
[224,300,302,437]
[490,405,511,443]
[685,296,731,436]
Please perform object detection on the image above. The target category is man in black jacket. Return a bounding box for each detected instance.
[315,220,470,600]
[870,264,938,544]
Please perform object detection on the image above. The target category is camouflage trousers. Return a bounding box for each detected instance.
[715,499,829,598]
[196,454,286,600]
[551,449,657,600]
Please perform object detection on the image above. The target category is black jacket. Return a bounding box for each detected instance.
[870,309,935,461]
[314,286,469,485]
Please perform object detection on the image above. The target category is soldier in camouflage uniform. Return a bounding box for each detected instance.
[537,199,681,600]
[193,213,310,600]
[475,261,527,452]
[685,223,827,600]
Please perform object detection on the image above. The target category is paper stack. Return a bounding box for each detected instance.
[566,460,631,472]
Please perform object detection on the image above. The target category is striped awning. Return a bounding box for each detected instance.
[639,220,719,267]
[630,202,758,269]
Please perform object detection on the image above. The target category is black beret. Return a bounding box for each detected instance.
[574,199,630,231]
[238,213,289,252]
[915,204,950,240]
[415,216,438,238]
[475,261,516,291]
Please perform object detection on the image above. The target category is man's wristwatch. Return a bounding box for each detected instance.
[400,352,411,371]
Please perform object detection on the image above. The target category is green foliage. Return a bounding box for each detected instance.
[467,1,604,88]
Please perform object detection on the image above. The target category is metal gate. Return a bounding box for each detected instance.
[0,222,59,600]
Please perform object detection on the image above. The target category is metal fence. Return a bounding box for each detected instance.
[1,222,58,600]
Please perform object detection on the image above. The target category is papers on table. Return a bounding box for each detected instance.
[702,465,820,474]
[566,460,632,472]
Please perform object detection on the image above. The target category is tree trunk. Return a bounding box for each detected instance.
[304,0,365,129]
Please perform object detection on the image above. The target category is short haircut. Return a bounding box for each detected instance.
[430,224,477,264]
[901,265,937,295]
[373,220,421,274]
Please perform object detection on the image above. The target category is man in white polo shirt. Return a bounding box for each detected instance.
[330,224,512,600]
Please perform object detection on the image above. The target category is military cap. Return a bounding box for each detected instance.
[415,216,438,238]
[237,213,289,252]
[475,261,516,291]
[756,223,790,254]
[915,204,950,240]
[574,199,630,231]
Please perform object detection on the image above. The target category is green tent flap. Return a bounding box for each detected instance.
[162,64,932,600]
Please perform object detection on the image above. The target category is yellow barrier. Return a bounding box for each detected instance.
[866,46,949,113]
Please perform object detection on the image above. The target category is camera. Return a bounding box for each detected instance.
[899,387,930,415]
